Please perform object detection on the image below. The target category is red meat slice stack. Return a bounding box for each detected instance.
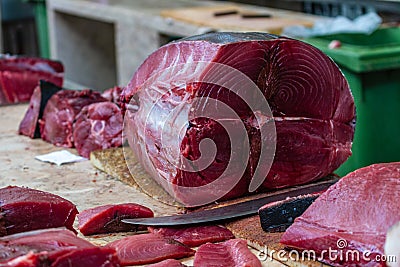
[0,55,64,104]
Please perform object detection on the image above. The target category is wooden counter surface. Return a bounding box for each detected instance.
[0,103,285,266]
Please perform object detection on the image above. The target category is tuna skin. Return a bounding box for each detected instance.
[18,81,63,138]
[78,203,154,236]
[121,32,355,205]
[280,162,400,267]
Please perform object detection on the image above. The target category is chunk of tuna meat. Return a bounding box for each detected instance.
[78,203,154,236]
[18,81,62,138]
[0,55,63,104]
[121,32,355,206]
[39,89,106,147]
[193,238,261,267]
[73,102,123,158]
[148,225,234,247]
[0,186,78,236]
[0,228,93,265]
[102,86,123,107]
[280,162,400,267]
[147,259,186,267]
[50,247,120,267]
[106,233,195,266]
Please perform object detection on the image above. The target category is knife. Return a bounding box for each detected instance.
[123,178,337,226]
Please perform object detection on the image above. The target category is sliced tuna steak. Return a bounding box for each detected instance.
[0,55,64,104]
[73,102,123,158]
[0,186,78,236]
[121,32,355,206]
[39,89,107,147]
[0,228,94,265]
[18,81,62,138]
[147,259,186,267]
[193,238,261,267]
[50,247,120,267]
[106,233,195,266]
[78,203,154,236]
[280,162,400,267]
[148,225,234,247]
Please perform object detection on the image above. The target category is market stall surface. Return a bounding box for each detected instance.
[0,103,284,266]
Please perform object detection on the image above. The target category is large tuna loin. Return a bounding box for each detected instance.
[39,89,106,147]
[0,55,64,104]
[18,81,62,138]
[73,102,123,158]
[280,162,400,267]
[121,32,355,206]
[0,186,78,236]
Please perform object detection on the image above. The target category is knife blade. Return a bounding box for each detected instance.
[122,178,337,226]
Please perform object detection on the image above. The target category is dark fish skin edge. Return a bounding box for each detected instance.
[258,193,321,233]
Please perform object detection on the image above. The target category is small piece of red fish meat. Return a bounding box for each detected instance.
[148,225,234,247]
[78,203,154,236]
[106,233,195,266]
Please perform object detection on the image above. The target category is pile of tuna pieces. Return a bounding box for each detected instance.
[18,81,124,159]
[0,185,261,267]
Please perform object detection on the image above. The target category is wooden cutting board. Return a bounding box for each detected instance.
[91,147,331,266]
[160,5,317,34]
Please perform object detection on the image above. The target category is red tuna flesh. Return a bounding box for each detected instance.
[73,102,123,158]
[0,55,63,104]
[0,228,93,265]
[78,203,154,236]
[50,247,120,267]
[147,259,186,267]
[121,32,355,206]
[39,89,107,147]
[193,238,261,267]
[106,233,195,266]
[280,162,400,267]
[148,225,234,247]
[18,81,62,138]
[0,186,78,236]
[102,86,123,107]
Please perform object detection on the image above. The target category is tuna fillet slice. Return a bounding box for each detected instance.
[148,225,234,247]
[0,228,93,265]
[0,186,78,236]
[50,247,120,267]
[18,81,62,138]
[78,203,154,236]
[193,238,261,267]
[121,32,355,206]
[73,102,123,158]
[106,233,195,266]
[147,259,187,267]
[39,89,107,147]
[280,162,400,267]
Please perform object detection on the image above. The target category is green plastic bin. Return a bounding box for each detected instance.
[304,27,400,176]
[24,0,49,58]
